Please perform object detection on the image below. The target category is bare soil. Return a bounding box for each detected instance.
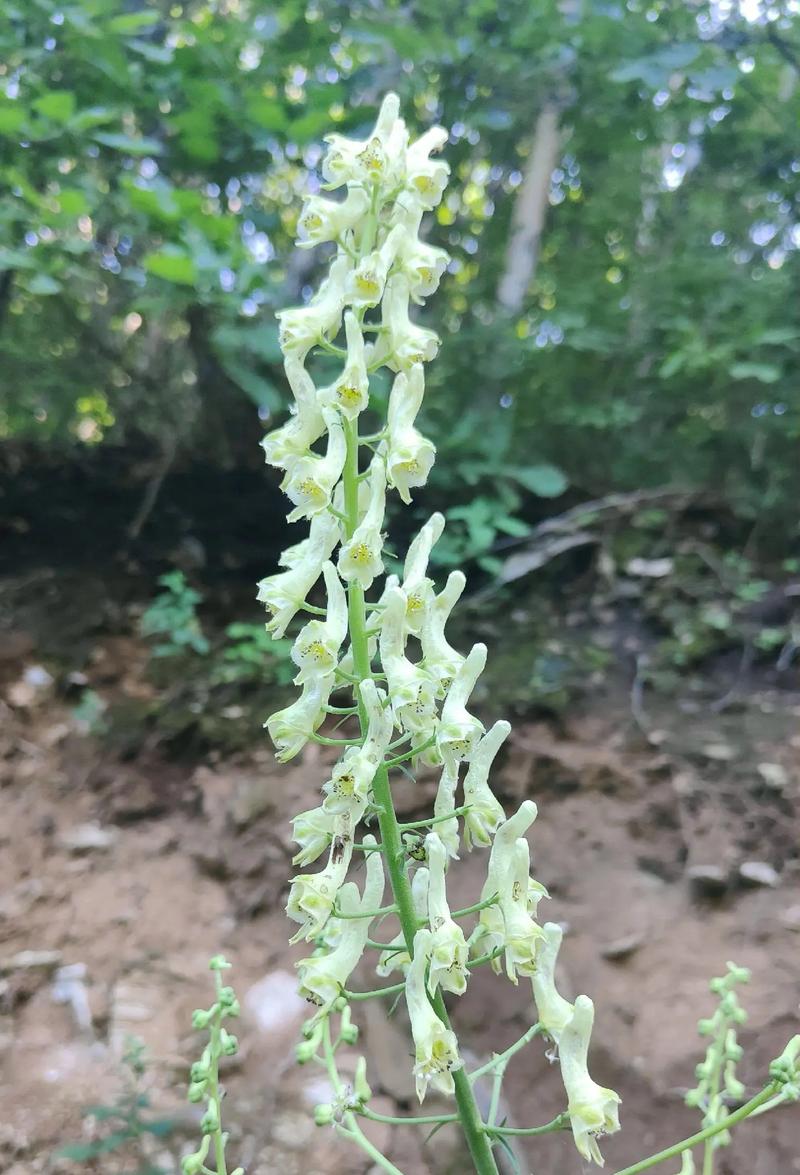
[2,609,799,1175]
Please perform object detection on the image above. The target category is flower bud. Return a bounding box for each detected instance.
[187,1081,207,1103]
[314,1103,335,1126]
[191,1009,212,1030]
[200,1106,220,1134]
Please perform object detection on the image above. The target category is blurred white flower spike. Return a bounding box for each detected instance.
[256,92,620,1172]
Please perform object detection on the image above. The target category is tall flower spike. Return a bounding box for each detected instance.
[425,833,469,995]
[421,570,466,695]
[257,512,339,638]
[437,643,487,769]
[401,512,445,634]
[338,456,386,590]
[558,995,621,1166]
[291,562,347,684]
[378,585,437,735]
[462,720,511,850]
[384,364,436,503]
[405,928,463,1101]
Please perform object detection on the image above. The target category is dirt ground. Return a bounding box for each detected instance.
[1,602,799,1175]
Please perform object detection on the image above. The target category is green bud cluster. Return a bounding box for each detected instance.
[182,956,242,1175]
[685,963,750,1150]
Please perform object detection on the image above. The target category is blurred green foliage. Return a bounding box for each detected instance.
[2,0,799,547]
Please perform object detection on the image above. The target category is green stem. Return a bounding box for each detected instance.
[483,1114,569,1138]
[209,973,228,1175]
[359,1107,459,1127]
[398,805,472,831]
[613,1083,779,1175]
[341,413,498,1175]
[469,1023,542,1084]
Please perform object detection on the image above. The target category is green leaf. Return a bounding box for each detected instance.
[143,247,197,286]
[0,103,25,133]
[33,91,77,122]
[729,362,781,383]
[58,189,90,217]
[26,273,62,295]
[246,97,287,132]
[107,11,162,34]
[92,132,163,155]
[507,463,568,497]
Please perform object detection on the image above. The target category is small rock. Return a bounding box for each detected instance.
[601,933,644,961]
[686,864,728,898]
[700,743,735,762]
[779,905,800,931]
[0,950,62,975]
[757,762,789,790]
[244,971,307,1036]
[229,775,277,828]
[57,822,117,853]
[738,860,780,888]
[626,557,674,578]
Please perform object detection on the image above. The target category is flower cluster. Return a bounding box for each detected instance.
[259,93,620,1169]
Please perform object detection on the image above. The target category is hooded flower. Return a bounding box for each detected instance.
[376,866,428,976]
[291,804,336,867]
[321,92,407,191]
[283,408,347,523]
[291,562,347,684]
[497,838,545,983]
[392,200,450,301]
[296,186,371,249]
[346,225,404,309]
[257,512,340,638]
[433,760,460,860]
[378,585,438,735]
[400,512,445,633]
[276,254,351,360]
[265,673,333,762]
[472,799,539,969]
[296,839,384,1010]
[286,819,355,942]
[383,364,437,503]
[260,358,325,469]
[558,995,621,1166]
[338,456,386,590]
[437,644,487,769]
[318,312,369,420]
[405,928,463,1101]
[321,747,375,818]
[425,833,469,995]
[368,275,440,373]
[421,570,466,694]
[462,720,510,850]
[404,126,450,209]
[530,922,575,1043]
